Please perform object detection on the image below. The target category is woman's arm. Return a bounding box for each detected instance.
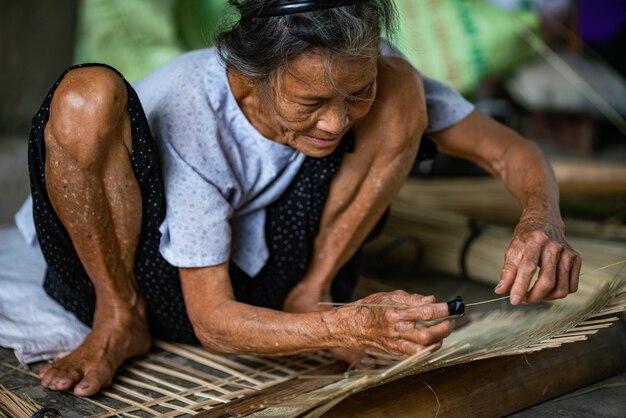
[283,55,428,313]
[429,110,581,304]
[179,264,453,356]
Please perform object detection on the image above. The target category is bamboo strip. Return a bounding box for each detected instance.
[564,324,612,332]
[427,344,471,364]
[381,345,439,378]
[155,342,263,386]
[438,347,495,364]
[237,354,323,377]
[115,376,195,407]
[557,330,599,337]
[109,382,201,416]
[579,317,620,326]
[150,357,252,391]
[99,390,161,416]
[124,368,192,396]
[589,307,626,317]
[110,382,154,402]
[181,345,285,380]
[132,362,230,399]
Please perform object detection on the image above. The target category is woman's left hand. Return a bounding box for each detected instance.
[495,215,582,305]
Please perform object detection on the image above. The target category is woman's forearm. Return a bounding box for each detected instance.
[502,139,563,225]
[191,300,348,355]
[180,265,453,356]
[291,56,427,294]
[431,110,580,304]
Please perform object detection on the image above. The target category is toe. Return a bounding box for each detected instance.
[74,369,111,397]
[41,363,83,391]
[51,377,74,391]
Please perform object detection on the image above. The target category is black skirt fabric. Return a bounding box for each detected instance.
[27,63,358,343]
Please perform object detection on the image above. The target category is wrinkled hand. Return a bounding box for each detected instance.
[495,217,582,305]
[343,290,454,357]
[283,283,372,367]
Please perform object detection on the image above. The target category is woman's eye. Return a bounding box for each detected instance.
[300,101,322,108]
[347,84,374,103]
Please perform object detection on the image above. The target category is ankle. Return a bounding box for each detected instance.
[94,296,147,325]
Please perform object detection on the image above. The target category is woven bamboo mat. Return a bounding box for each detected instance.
[74,343,336,417]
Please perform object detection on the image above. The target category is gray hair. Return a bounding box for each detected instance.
[214,0,396,91]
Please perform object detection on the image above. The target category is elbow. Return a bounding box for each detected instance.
[198,338,238,355]
[193,324,240,355]
[188,310,241,355]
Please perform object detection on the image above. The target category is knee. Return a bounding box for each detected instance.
[46,66,129,165]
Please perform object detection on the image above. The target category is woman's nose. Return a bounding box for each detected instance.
[316,104,348,134]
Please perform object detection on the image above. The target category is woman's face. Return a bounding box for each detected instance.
[268,50,378,157]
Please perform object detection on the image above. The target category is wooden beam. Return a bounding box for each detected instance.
[324,319,626,418]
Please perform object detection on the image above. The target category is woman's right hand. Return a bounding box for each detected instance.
[331,290,454,357]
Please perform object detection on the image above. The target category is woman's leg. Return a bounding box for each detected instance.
[36,66,151,396]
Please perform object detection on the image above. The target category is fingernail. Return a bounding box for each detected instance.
[511,295,522,305]
[494,281,504,290]
[77,382,90,390]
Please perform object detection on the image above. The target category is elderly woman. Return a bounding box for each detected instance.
[16,0,580,396]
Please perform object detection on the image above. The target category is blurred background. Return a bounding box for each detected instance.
[1,0,625,228]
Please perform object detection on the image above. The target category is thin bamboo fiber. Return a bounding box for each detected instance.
[395,174,626,238]
[249,267,626,417]
[0,384,44,418]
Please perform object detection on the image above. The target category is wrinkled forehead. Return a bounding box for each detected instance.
[278,48,378,97]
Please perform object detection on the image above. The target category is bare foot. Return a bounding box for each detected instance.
[39,303,151,396]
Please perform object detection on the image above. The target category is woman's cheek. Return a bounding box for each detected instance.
[281,108,318,130]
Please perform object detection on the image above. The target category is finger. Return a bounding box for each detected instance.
[510,241,542,305]
[396,303,449,322]
[386,291,435,307]
[545,250,573,300]
[569,252,582,293]
[403,319,454,346]
[388,340,443,357]
[527,243,561,303]
[497,244,523,294]
[546,248,582,300]
[416,295,436,305]
[386,340,426,356]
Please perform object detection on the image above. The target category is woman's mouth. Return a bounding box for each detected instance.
[304,135,340,147]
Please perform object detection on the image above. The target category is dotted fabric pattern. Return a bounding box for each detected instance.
[27,64,355,343]
[231,131,356,310]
